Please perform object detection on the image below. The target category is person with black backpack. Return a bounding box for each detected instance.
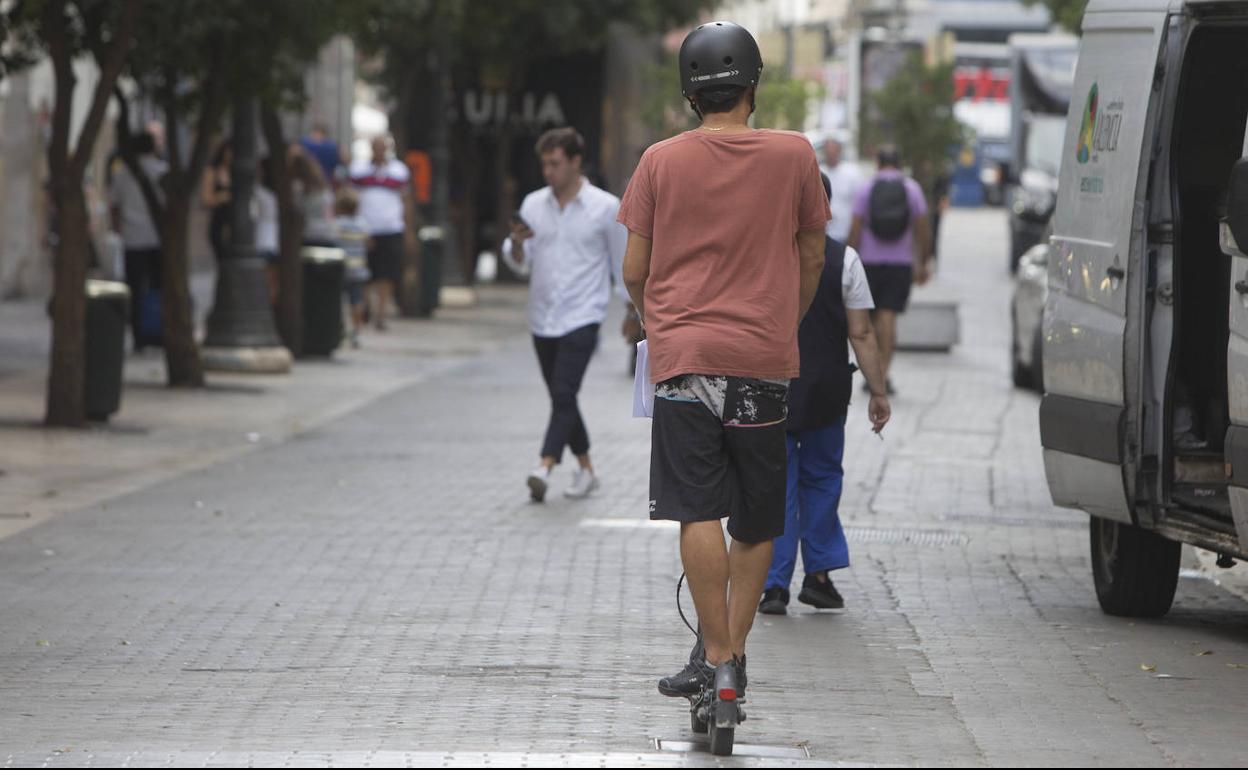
[847,146,932,394]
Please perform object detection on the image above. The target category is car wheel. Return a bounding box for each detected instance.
[1089,515,1181,618]
[1011,315,1032,389]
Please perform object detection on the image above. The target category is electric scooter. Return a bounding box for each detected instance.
[676,574,745,757]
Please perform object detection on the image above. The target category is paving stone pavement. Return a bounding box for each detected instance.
[2,209,1247,768]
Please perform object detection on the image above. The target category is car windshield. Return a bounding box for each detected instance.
[1025,115,1066,177]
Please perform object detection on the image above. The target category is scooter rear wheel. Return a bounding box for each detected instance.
[708,721,734,756]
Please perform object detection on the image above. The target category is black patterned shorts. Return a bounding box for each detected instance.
[649,374,789,544]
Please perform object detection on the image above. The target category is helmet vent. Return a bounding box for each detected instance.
[723,56,733,65]
[690,61,699,70]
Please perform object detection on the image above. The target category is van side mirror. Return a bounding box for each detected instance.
[1222,158,1248,258]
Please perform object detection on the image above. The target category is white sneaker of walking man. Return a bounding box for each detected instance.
[564,467,601,499]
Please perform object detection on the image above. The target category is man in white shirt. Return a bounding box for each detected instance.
[820,137,862,243]
[502,127,627,502]
[109,131,168,351]
[349,135,412,330]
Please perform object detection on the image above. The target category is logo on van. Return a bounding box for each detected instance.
[1076,83,1098,164]
[1076,82,1123,168]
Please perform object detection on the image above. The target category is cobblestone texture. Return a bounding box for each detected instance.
[2,210,1247,767]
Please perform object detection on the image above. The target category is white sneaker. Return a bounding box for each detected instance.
[527,466,551,502]
[564,468,600,499]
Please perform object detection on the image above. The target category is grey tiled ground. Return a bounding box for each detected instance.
[2,210,1247,767]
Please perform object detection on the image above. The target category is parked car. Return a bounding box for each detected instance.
[1010,242,1048,390]
[1008,165,1058,273]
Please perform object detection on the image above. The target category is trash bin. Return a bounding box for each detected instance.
[418,225,445,318]
[84,279,130,422]
[301,245,346,356]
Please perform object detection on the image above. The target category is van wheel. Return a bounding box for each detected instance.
[1089,516,1181,618]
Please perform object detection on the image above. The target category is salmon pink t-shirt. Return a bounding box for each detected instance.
[617,129,829,384]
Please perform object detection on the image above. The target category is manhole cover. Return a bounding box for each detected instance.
[654,738,811,760]
[844,526,969,547]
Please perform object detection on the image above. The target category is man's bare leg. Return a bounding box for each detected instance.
[681,520,732,665]
[727,537,773,657]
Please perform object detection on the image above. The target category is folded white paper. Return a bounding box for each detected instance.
[632,340,654,418]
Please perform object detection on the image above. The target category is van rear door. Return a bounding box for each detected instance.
[1041,8,1168,523]
[1221,153,1248,555]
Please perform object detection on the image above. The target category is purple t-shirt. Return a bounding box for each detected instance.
[852,169,927,266]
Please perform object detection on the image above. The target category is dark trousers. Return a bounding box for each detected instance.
[533,323,599,462]
[124,248,162,349]
[766,419,849,591]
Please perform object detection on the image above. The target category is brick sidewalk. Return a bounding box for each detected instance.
[2,210,1247,767]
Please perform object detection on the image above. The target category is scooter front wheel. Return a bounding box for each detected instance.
[690,709,708,734]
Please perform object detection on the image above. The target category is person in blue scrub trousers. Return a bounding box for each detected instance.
[759,172,893,614]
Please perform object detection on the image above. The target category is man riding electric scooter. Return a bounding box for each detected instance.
[618,20,829,756]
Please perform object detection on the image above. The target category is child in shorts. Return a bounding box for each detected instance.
[335,188,371,348]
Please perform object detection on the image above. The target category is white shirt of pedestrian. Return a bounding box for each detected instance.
[502,179,629,339]
[822,161,863,243]
[254,187,279,253]
[109,155,168,250]
[842,246,875,310]
[349,158,410,236]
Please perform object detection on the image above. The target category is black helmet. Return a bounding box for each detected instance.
[678,21,763,99]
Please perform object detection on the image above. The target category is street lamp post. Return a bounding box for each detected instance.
[201,96,293,373]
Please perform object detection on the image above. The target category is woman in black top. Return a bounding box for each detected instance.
[201,141,232,262]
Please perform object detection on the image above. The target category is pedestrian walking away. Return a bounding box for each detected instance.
[618,20,828,751]
[847,146,932,394]
[300,122,345,187]
[820,135,863,243]
[109,130,168,352]
[501,127,628,503]
[349,135,413,331]
[759,171,892,617]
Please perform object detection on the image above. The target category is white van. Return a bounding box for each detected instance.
[1042,0,1248,617]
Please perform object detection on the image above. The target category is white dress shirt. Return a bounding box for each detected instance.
[502,179,628,338]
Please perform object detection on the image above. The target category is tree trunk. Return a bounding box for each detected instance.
[161,186,204,386]
[114,89,204,390]
[45,185,89,427]
[43,0,137,426]
[261,106,303,357]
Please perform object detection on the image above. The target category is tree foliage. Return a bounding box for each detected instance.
[116,0,350,366]
[1023,0,1087,33]
[354,0,716,123]
[641,52,820,140]
[865,52,966,196]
